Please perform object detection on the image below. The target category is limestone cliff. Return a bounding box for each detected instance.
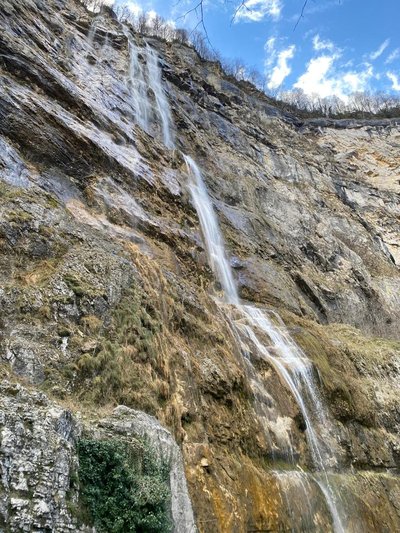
[0,0,399,531]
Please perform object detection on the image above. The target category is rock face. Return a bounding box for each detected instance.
[0,381,83,531]
[0,0,399,531]
[0,381,195,532]
[93,406,197,533]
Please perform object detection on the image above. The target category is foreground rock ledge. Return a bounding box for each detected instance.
[0,381,196,532]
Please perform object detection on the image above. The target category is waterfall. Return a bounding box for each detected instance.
[122,27,174,148]
[184,155,238,303]
[183,156,346,532]
[146,44,174,149]
[115,23,347,529]
[87,16,99,49]
[125,30,152,134]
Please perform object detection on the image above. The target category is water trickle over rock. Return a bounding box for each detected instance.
[0,0,399,531]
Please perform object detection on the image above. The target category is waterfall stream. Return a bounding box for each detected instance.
[183,155,239,304]
[145,44,174,148]
[125,30,152,134]
[119,25,347,531]
[184,158,346,532]
[123,29,174,147]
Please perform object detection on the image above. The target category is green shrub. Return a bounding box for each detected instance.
[77,438,172,533]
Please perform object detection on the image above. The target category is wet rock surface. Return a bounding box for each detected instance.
[0,0,399,531]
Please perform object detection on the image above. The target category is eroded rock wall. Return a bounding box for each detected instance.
[0,0,399,531]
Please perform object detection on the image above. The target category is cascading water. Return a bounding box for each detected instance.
[184,157,346,533]
[119,22,347,530]
[183,155,238,303]
[87,16,99,49]
[122,27,174,147]
[146,44,174,149]
[124,29,152,133]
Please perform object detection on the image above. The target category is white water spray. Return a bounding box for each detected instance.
[87,17,99,49]
[184,155,238,303]
[124,30,152,133]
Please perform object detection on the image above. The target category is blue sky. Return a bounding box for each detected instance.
[111,0,400,99]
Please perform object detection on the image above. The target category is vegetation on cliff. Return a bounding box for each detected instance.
[0,0,399,530]
[77,438,172,532]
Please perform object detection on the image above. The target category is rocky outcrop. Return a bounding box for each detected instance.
[0,0,399,531]
[0,382,81,532]
[92,406,196,533]
[0,381,195,532]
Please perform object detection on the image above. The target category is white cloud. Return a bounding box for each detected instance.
[370,39,390,61]
[341,67,373,92]
[265,36,276,54]
[124,1,144,17]
[294,54,373,100]
[312,34,335,52]
[385,48,400,65]
[235,0,282,22]
[294,55,336,97]
[387,72,400,91]
[266,44,295,89]
[264,36,277,66]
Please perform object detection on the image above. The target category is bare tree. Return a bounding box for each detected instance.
[174,29,190,45]
[136,13,148,34]
[191,30,216,60]
[247,67,264,89]
[113,4,131,22]
[151,14,165,36]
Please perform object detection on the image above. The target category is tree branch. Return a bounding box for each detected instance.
[293,0,309,31]
[175,0,215,51]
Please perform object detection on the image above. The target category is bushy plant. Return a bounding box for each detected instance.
[77,438,172,533]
